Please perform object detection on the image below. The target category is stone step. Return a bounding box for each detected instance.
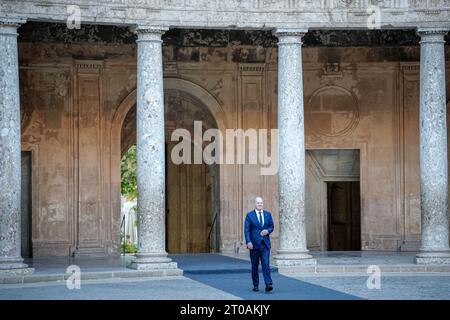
[0,268,183,284]
[277,264,450,274]
[2,263,450,284]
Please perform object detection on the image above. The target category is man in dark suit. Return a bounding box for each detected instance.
[244,196,274,292]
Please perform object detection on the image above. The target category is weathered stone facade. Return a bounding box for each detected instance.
[1,1,450,274]
[13,26,449,258]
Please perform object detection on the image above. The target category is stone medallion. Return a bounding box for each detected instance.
[306,85,359,138]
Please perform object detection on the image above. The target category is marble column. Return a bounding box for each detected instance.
[0,18,33,276]
[128,26,181,274]
[415,28,450,265]
[273,28,316,267]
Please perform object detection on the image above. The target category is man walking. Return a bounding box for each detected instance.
[244,197,274,292]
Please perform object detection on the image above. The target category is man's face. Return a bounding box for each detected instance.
[255,198,263,211]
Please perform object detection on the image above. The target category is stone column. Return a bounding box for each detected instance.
[273,28,316,268]
[0,18,33,276]
[415,28,450,265]
[128,26,181,274]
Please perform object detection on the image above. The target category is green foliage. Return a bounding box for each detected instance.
[121,242,138,254]
[121,145,137,200]
[131,205,139,227]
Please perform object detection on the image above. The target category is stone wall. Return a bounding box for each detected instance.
[18,40,450,256]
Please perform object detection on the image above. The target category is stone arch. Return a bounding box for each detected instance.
[112,78,228,136]
[111,77,226,254]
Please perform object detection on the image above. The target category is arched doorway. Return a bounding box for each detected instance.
[119,85,220,254]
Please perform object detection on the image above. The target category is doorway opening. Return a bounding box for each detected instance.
[21,151,33,258]
[306,149,361,251]
[164,89,220,253]
[165,142,218,253]
[119,89,220,254]
[327,181,361,251]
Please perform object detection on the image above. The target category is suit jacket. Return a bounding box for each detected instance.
[244,209,274,249]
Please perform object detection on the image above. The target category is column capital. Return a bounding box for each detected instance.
[417,27,449,43]
[133,25,169,42]
[273,28,308,45]
[0,17,26,36]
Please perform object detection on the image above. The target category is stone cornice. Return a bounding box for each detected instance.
[0,17,26,27]
[0,17,26,35]
[239,63,265,75]
[2,1,450,29]
[400,62,420,73]
[74,59,104,71]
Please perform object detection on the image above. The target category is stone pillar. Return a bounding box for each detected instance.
[128,26,181,274]
[415,28,450,265]
[273,29,316,268]
[0,18,33,276]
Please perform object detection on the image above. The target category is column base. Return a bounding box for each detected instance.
[127,253,182,274]
[0,258,34,276]
[414,251,450,265]
[274,250,317,267]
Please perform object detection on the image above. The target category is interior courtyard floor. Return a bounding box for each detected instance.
[1,251,450,300]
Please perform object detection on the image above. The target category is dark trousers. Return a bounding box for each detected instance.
[250,241,272,287]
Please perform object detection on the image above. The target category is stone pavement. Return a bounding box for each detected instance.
[2,251,450,285]
[2,251,448,285]
[1,269,450,300]
[1,252,450,299]
[0,277,241,300]
[291,273,450,300]
[277,251,450,273]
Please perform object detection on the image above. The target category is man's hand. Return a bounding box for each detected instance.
[247,242,254,250]
[260,229,269,236]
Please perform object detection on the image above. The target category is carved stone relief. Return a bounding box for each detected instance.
[306,85,360,138]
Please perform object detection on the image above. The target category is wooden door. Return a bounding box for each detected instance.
[166,142,212,253]
[327,181,361,251]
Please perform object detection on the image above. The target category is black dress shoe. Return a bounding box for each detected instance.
[252,286,259,292]
[265,284,273,292]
